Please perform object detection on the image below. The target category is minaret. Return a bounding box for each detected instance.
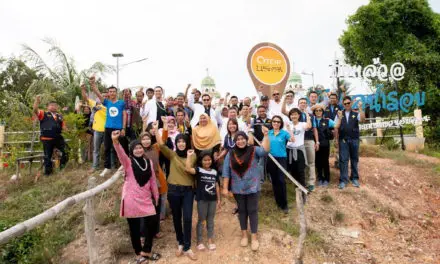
[201,68,220,99]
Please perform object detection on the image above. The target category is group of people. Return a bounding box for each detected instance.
[33,76,364,263]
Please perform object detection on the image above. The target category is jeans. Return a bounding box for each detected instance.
[267,157,288,210]
[304,140,316,186]
[167,184,194,251]
[42,136,68,175]
[92,131,104,169]
[196,200,217,243]
[316,146,330,182]
[104,128,119,169]
[234,192,259,233]
[339,138,359,183]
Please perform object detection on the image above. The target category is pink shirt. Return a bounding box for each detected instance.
[114,143,159,218]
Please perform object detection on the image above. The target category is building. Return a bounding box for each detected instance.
[201,69,221,99]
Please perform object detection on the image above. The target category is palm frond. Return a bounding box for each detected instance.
[21,43,57,80]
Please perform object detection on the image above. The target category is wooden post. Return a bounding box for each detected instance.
[0,124,4,171]
[294,188,306,264]
[376,117,383,138]
[83,177,98,264]
[29,120,37,176]
[414,109,423,139]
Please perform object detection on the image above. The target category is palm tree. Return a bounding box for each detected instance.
[22,38,114,108]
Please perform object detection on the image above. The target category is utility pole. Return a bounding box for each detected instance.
[112,53,124,89]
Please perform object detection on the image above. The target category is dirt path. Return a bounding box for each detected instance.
[61,154,440,264]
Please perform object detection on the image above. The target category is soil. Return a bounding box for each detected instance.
[60,154,440,264]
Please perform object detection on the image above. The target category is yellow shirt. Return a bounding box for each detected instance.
[88,99,106,132]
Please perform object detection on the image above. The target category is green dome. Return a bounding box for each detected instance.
[288,72,302,84]
[201,76,215,87]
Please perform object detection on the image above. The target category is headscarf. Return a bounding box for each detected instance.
[192,113,221,150]
[175,134,190,158]
[230,131,255,177]
[129,140,152,187]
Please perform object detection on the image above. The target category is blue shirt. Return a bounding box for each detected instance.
[223,146,266,194]
[103,99,125,129]
[268,129,290,157]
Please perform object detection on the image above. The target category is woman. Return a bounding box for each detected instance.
[267,115,295,213]
[154,119,198,261]
[222,129,270,251]
[217,118,239,161]
[158,116,180,151]
[311,104,334,187]
[111,130,161,263]
[192,113,222,155]
[140,132,168,238]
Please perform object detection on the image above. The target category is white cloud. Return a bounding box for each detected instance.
[1,0,439,98]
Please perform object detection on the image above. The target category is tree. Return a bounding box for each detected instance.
[22,38,114,109]
[339,0,440,143]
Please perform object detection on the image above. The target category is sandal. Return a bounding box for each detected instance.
[208,243,216,250]
[197,243,206,251]
[146,253,161,261]
[136,256,148,264]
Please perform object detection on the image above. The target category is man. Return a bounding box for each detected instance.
[325,93,343,169]
[298,98,319,192]
[194,89,202,105]
[219,107,247,141]
[122,88,137,141]
[174,91,193,119]
[189,90,221,127]
[269,90,282,116]
[334,96,365,189]
[141,86,167,127]
[145,88,154,101]
[251,105,272,183]
[306,91,319,114]
[239,104,252,125]
[229,95,239,109]
[260,96,271,118]
[281,90,297,116]
[175,108,192,136]
[33,96,68,176]
[81,83,107,173]
[132,89,144,136]
[92,81,126,177]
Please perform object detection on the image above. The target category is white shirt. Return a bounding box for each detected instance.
[269,99,282,116]
[220,117,247,145]
[286,122,309,148]
[188,94,220,128]
[140,98,165,125]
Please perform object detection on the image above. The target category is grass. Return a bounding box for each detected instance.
[0,163,122,264]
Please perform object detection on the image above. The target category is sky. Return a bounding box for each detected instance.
[1,0,440,98]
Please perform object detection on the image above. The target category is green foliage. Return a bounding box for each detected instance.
[62,112,88,163]
[339,0,440,142]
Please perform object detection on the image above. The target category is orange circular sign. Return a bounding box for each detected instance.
[250,46,288,85]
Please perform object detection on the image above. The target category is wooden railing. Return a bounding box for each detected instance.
[0,167,124,264]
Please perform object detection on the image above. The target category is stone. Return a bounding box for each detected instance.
[337,228,360,238]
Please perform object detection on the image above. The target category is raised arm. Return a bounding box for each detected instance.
[334,110,343,129]
[81,84,89,102]
[185,150,196,175]
[112,130,130,169]
[184,83,191,100]
[33,95,41,116]
[261,126,270,152]
[281,96,289,116]
[305,113,312,129]
[90,76,104,103]
[358,101,366,123]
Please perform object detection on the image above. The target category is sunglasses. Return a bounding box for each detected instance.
[315,109,323,112]
[273,93,280,96]
[272,120,281,123]
[344,102,351,105]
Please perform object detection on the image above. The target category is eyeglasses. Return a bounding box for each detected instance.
[315,109,323,112]
[272,120,281,123]
[344,102,351,105]
[273,93,280,96]
[203,99,210,102]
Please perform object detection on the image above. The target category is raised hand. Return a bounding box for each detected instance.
[262,126,269,136]
[337,110,343,119]
[35,95,41,103]
[111,130,121,140]
[358,100,363,110]
[226,92,230,96]
[187,149,195,156]
[89,75,95,84]
[152,121,159,130]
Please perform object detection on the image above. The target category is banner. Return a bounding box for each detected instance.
[247,42,290,96]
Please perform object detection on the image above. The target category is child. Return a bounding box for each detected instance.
[186,149,221,251]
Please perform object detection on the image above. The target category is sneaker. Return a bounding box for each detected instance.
[251,239,259,251]
[196,243,206,251]
[322,181,329,187]
[352,179,360,188]
[99,168,111,178]
[308,185,315,192]
[338,182,346,189]
[176,245,184,257]
[317,180,323,187]
[240,237,249,247]
[208,243,216,251]
[183,249,197,261]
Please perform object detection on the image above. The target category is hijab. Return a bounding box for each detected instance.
[129,140,153,187]
[230,131,255,177]
[175,134,190,158]
[192,113,221,150]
